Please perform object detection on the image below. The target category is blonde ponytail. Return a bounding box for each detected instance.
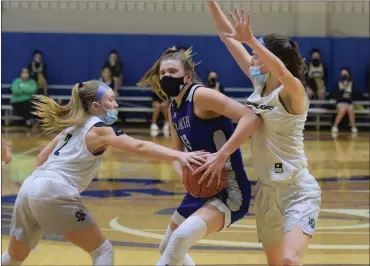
[33,81,101,133]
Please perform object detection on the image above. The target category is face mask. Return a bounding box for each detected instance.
[96,103,118,125]
[160,76,185,98]
[208,77,217,87]
[249,65,269,85]
[312,59,320,67]
[340,75,349,82]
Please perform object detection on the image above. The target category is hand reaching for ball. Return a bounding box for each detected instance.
[177,150,209,172]
[192,151,228,189]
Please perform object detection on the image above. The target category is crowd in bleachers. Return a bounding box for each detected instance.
[5,47,370,133]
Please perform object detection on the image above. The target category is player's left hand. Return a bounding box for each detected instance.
[192,152,228,188]
[224,7,254,44]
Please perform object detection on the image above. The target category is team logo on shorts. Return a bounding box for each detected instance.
[274,163,283,173]
[308,217,316,229]
[75,210,87,222]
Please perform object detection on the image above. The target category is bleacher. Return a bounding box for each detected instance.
[2,84,369,129]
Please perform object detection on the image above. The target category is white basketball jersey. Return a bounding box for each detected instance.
[246,85,309,185]
[37,116,104,192]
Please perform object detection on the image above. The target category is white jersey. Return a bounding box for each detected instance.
[37,116,104,192]
[246,85,309,185]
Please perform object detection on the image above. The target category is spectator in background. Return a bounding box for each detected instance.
[99,66,119,94]
[10,68,38,126]
[150,93,169,135]
[28,50,48,95]
[306,48,327,100]
[206,70,225,94]
[104,50,123,90]
[331,67,358,134]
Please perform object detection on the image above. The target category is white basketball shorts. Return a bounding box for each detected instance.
[10,172,95,249]
[255,168,322,244]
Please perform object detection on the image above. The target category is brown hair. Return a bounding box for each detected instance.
[33,80,103,133]
[137,47,201,101]
[262,33,306,82]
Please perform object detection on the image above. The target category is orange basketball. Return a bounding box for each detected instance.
[182,164,226,198]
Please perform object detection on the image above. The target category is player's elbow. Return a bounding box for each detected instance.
[241,109,262,131]
[251,114,263,130]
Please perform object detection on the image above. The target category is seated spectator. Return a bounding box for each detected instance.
[28,50,48,95]
[206,70,224,94]
[99,66,118,93]
[10,68,38,126]
[306,48,327,100]
[332,67,358,134]
[150,93,169,135]
[103,50,123,90]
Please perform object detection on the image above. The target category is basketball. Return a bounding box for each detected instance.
[182,164,226,198]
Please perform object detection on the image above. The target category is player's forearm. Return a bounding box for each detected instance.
[137,141,181,162]
[218,113,261,158]
[208,1,234,37]
[172,161,183,177]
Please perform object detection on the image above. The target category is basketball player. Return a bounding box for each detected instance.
[2,138,12,164]
[137,47,262,266]
[1,81,209,266]
[198,2,322,265]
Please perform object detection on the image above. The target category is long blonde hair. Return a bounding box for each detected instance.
[33,80,102,133]
[137,47,201,101]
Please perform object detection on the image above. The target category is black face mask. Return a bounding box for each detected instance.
[208,77,217,87]
[311,59,321,67]
[34,62,41,68]
[160,76,185,98]
[340,75,349,82]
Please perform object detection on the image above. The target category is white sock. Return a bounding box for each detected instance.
[1,250,23,266]
[159,226,195,266]
[89,239,114,266]
[156,216,207,266]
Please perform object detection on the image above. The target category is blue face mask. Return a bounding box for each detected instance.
[101,109,118,125]
[249,65,269,85]
[96,103,118,125]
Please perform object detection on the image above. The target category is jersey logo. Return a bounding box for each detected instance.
[173,116,191,131]
[245,101,274,111]
[75,210,87,222]
[274,163,283,173]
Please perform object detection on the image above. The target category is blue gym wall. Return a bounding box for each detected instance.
[2,32,369,93]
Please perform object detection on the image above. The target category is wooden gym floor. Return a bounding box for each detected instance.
[1,126,369,265]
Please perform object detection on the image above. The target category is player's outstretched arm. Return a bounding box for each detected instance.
[91,126,208,172]
[36,132,62,167]
[207,1,253,80]
[1,138,12,164]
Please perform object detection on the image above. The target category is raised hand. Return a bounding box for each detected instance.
[224,7,254,44]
